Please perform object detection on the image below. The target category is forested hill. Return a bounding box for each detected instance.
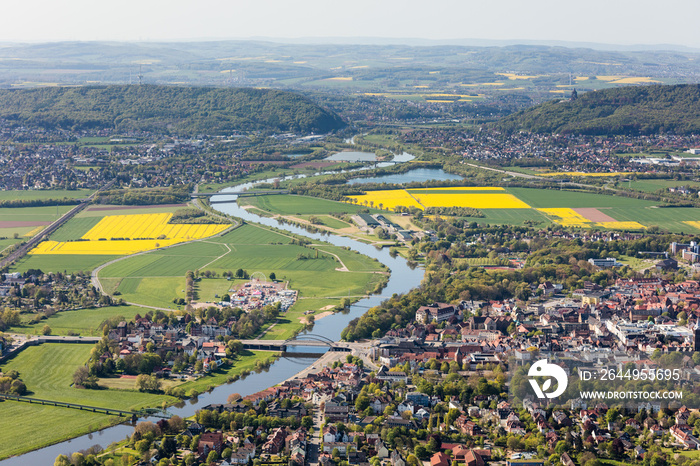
[0,85,346,134]
[494,84,700,135]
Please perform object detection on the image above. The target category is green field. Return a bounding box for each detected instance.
[98,224,387,315]
[604,206,700,233]
[0,189,92,201]
[12,254,119,274]
[48,216,102,241]
[0,344,173,410]
[506,187,658,208]
[477,208,551,226]
[241,194,380,215]
[0,226,42,254]
[625,179,700,193]
[300,215,352,229]
[177,350,277,395]
[105,276,185,309]
[0,205,72,221]
[10,305,147,336]
[261,297,342,340]
[0,205,74,256]
[0,343,173,459]
[0,401,121,460]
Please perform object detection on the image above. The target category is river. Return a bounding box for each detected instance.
[1,170,425,464]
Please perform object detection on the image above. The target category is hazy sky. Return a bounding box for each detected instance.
[4,0,700,48]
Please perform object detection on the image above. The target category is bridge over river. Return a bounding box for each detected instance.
[239,334,369,353]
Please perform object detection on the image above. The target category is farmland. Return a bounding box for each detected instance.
[29,212,231,255]
[337,186,700,233]
[0,188,92,202]
[11,254,119,274]
[0,205,73,253]
[98,223,387,313]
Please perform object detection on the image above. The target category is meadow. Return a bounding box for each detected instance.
[625,179,700,193]
[98,224,387,310]
[0,205,72,222]
[0,402,122,460]
[10,305,147,336]
[0,343,169,459]
[0,189,92,201]
[0,344,174,410]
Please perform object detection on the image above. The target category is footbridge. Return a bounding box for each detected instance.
[0,394,171,420]
[239,334,352,352]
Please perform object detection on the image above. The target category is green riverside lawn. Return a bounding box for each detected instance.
[0,344,277,459]
[0,402,123,460]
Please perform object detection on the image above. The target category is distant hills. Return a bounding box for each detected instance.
[0,85,346,134]
[494,84,700,135]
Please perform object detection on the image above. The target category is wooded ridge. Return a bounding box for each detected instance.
[0,85,346,134]
[494,84,700,135]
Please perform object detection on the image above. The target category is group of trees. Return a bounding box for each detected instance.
[0,369,27,396]
[97,185,191,206]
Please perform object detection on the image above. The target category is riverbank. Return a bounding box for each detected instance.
[0,349,276,461]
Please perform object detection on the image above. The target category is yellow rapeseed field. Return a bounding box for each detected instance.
[537,208,591,228]
[412,193,530,209]
[23,226,45,237]
[30,213,229,255]
[609,77,660,84]
[683,221,700,230]
[495,73,540,80]
[595,221,646,230]
[409,187,505,191]
[348,187,529,211]
[347,190,422,210]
